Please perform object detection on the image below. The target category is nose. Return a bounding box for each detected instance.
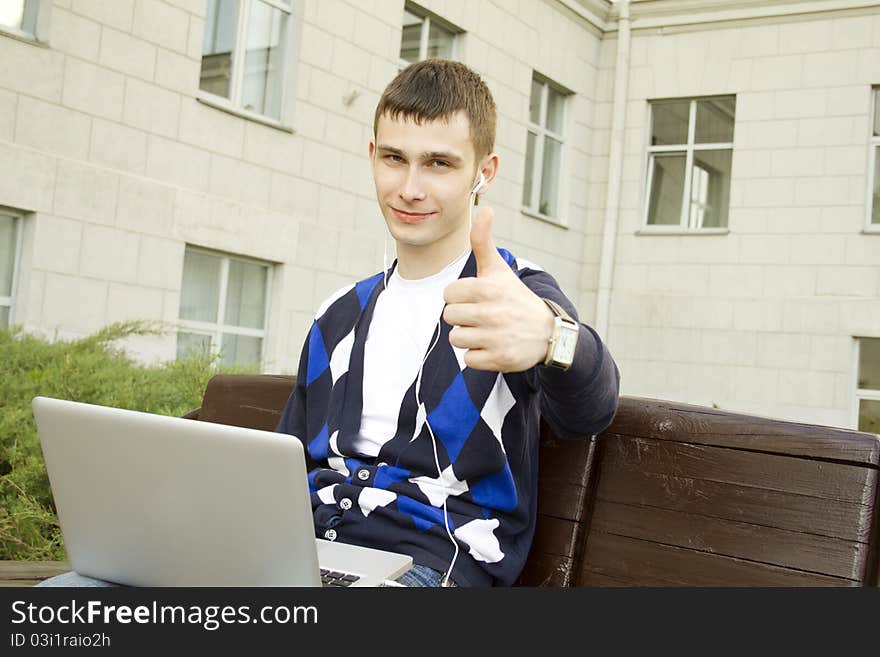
[399,166,426,203]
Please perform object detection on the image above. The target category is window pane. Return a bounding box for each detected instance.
[522,131,536,207]
[426,21,454,59]
[859,399,880,434]
[546,87,565,133]
[695,97,735,144]
[20,0,36,32]
[400,9,422,63]
[0,214,15,296]
[529,78,542,124]
[873,146,880,225]
[200,0,238,99]
[225,259,267,329]
[651,100,690,146]
[859,338,880,390]
[539,136,561,217]
[647,153,686,225]
[689,149,732,228]
[221,333,262,367]
[874,88,880,137]
[0,0,24,31]
[179,250,221,323]
[177,332,213,359]
[241,1,287,119]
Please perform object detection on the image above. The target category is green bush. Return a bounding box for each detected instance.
[0,321,257,561]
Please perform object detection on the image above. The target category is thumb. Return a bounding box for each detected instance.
[470,205,504,276]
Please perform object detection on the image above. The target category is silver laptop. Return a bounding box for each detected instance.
[32,396,412,587]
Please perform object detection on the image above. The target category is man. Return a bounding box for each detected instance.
[39,59,618,589]
[276,58,619,587]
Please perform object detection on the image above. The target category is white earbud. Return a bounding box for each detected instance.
[471,172,487,196]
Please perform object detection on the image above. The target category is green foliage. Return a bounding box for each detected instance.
[0,321,256,561]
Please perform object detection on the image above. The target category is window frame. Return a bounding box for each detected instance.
[522,74,570,226]
[641,96,735,235]
[0,0,51,45]
[0,209,24,328]
[176,245,273,369]
[853,337,880,433]
[866,86,880,234]
[398,1,459,68]
[197,0,300,129]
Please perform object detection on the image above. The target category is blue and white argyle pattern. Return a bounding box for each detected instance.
[276,249,619,586]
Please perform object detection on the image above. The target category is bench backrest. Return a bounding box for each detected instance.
[191,375,880,586]
[548,398,880,586]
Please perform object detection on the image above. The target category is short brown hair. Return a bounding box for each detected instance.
[373,58,497,161]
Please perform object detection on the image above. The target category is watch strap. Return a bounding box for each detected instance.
[542,297,574,324]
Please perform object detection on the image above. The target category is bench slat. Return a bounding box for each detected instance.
[0,561,70,583]
[596,467,874,542]
[579,532,859,586]
[591,500,868,580]
[610,399,880,466]
[603,435,877,505]
[517,516,582,587]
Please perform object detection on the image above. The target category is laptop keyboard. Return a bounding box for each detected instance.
[320,568,361,587]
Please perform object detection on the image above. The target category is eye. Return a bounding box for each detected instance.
[429,160,450,168]
[384,154,404,163]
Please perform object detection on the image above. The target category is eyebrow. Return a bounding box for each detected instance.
[376,145,464,165]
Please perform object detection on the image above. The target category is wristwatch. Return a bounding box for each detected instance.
[541,298,578,370]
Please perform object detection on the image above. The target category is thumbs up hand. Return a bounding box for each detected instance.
[442,205,555,372]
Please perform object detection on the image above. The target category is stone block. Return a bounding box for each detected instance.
[50,7,101,61]
[133,0,189,53]
[79,224,140,283]
[137,234,184,290]
[53,159,118,225]
[71,0,135,32]
[0,37,64,102]
[15,95,90,160]
[62,58,125,121]
[145,134,210,191]
[42,272,107,334]
[99,26,156,80]
[179,99,245,158]
[116,174,175,235]
[123,78,181,139]
[90,118,148,173]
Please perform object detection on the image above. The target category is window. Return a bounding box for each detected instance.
[177,246,271,368]
[399,2,458,67]
[523,75,569,221]
[0,210,23,328]
[856,338,880,434]
[870,88,880,228]
[199,0,292,121]
[645,97,735,230]
[0,0,44,40]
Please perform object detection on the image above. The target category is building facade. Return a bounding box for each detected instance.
[0,0,878,432]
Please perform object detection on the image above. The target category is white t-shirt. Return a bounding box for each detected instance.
[352,251,470,457]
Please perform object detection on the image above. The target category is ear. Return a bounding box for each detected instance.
[368,139,375,160]
[475,153,500,196]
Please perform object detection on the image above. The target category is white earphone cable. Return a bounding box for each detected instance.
[386,170,487,587]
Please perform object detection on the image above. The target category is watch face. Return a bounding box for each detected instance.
[556,324,577,363]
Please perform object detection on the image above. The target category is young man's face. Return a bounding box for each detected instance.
[370,110,482,258]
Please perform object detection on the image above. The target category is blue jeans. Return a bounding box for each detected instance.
[36,564,455,588]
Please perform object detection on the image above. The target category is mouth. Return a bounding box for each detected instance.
[390,206,437,224]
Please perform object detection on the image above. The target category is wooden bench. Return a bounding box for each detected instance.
[5,373,878,586]
[0,561,70,587]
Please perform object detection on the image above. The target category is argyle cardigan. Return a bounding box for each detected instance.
[276,249,620,586]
